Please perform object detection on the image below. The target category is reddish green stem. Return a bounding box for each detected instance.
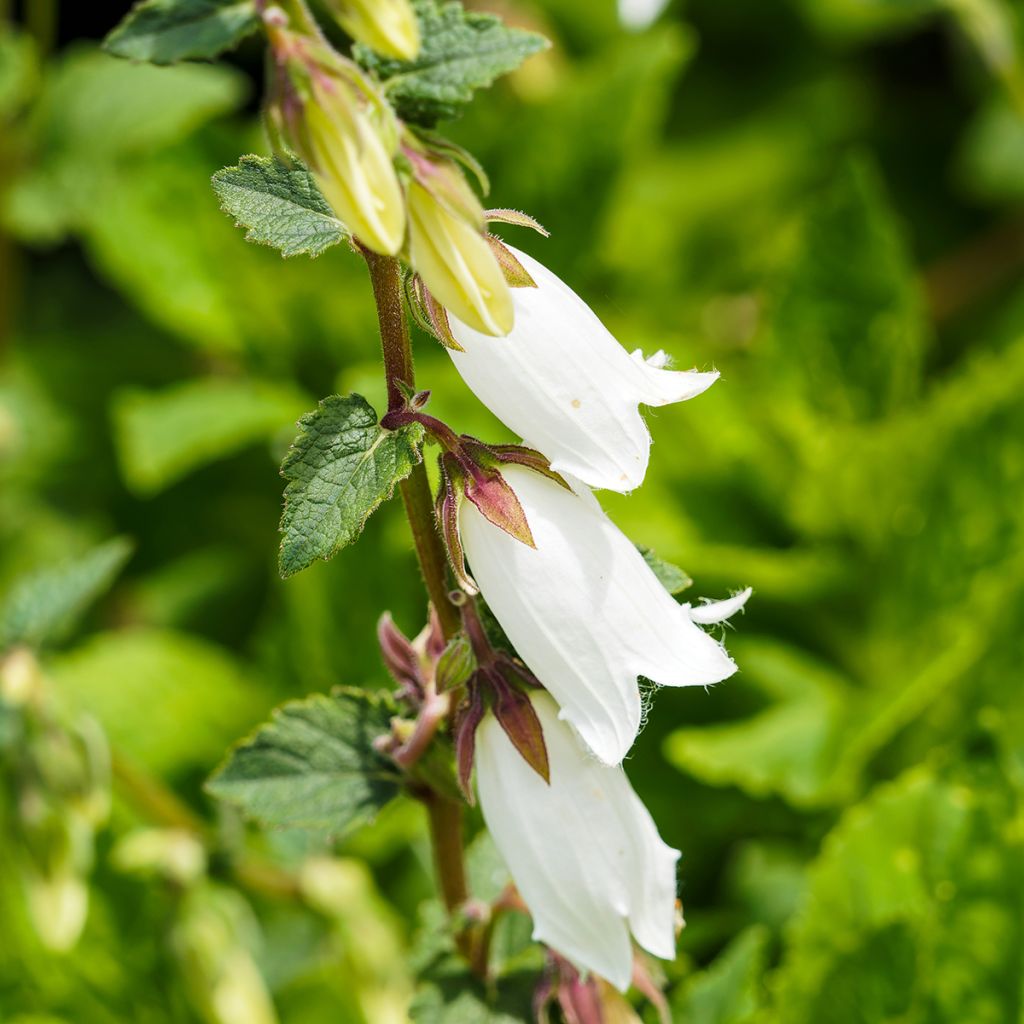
[363,250,479,967]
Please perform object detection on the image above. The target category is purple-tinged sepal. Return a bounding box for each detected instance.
[454,684,486,801]
[377,612,423,702]
[490,670,549,784]
[462,463,535,550]
[463,439,571,492]
[435,453,476,593]
[486,236,537,288]
[405,272,464,351]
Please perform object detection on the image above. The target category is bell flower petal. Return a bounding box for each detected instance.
[447,246,718,491]
[688,587,752,625]
[475,692,679,991]
[459,465,740,764]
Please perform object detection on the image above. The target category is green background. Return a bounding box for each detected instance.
[2,0,1023,1020]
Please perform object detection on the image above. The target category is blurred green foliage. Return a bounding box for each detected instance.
[2,0,1024,1021]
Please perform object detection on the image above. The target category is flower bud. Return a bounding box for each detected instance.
[405,151,514,336]
[324,0,421,60]
[267,23,405,255]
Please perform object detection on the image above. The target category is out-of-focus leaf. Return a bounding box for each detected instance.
[769,768,1024,1024]
[112,377,309,495]
[671,926,769,1023]
[355,0,549,126]
[206,689,402,836]
[958,96,1024,201]
[278,395,423,578]
[665,625,989,807]
[410,961,536,1023]
[212,155,347,258]
[103,0,259,65]
[638,544,693,595]
[0,27,38,119]
[3,49,245,242]
[768,156,928,420]
[0,538,133,650]
[50,628,262,774]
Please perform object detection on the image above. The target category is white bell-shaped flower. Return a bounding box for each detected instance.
[475,691,679,991]
[459,464,749,765]
[447,245,718,492]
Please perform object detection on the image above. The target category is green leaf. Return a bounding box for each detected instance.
[0,538,133,650]
[212,155,348,258]
[768,156,928,420]
[769,768,1024,1024]
[3,51,245,244]
[206,688,402,836]
[278,395,423,578]
[112,377,309,495]
[638,544,693,595]
[410,959,535,1023]
[103,0,259,65]
[50,628,262,774]
[0,26,38,119]
[672,926,769,1024]
[355,0,549,126]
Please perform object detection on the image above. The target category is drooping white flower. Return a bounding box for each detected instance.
[458,463,749,765]
[447,245,718,492]
[475,691,679,992]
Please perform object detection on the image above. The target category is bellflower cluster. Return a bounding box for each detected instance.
[216,0,750,1006]
[425,262,751,986]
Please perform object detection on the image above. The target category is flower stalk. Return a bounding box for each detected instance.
[362,248,480,968]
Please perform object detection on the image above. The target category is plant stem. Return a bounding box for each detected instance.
[363,250,478,967]
[363,249,461,640]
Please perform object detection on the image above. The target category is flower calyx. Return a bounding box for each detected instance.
[451,596,549,800]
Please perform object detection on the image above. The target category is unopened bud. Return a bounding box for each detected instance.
[405,154,513,335]
[325,0,421,60]
[377,612,424,700]
[268,27,405,255]
[304,82,405,255]
[435,634,475,693]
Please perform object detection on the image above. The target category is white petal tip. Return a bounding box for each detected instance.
[688,587,753,626]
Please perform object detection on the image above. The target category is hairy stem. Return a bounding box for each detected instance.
[363,250,478,966]
[364,249,461,639]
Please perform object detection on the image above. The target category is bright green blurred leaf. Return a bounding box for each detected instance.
[672,925,769,1024]
[638,544,693,595]
[768,157,928,420]
[50,628,262,774]
[769,768,1023,1024]
[206,688,402,836]
[112,377,309,495]
[0,538,133,650]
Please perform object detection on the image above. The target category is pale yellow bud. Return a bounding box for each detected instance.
[305,83,406,255]
[407,180,514,336]
[328,0,421,61]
